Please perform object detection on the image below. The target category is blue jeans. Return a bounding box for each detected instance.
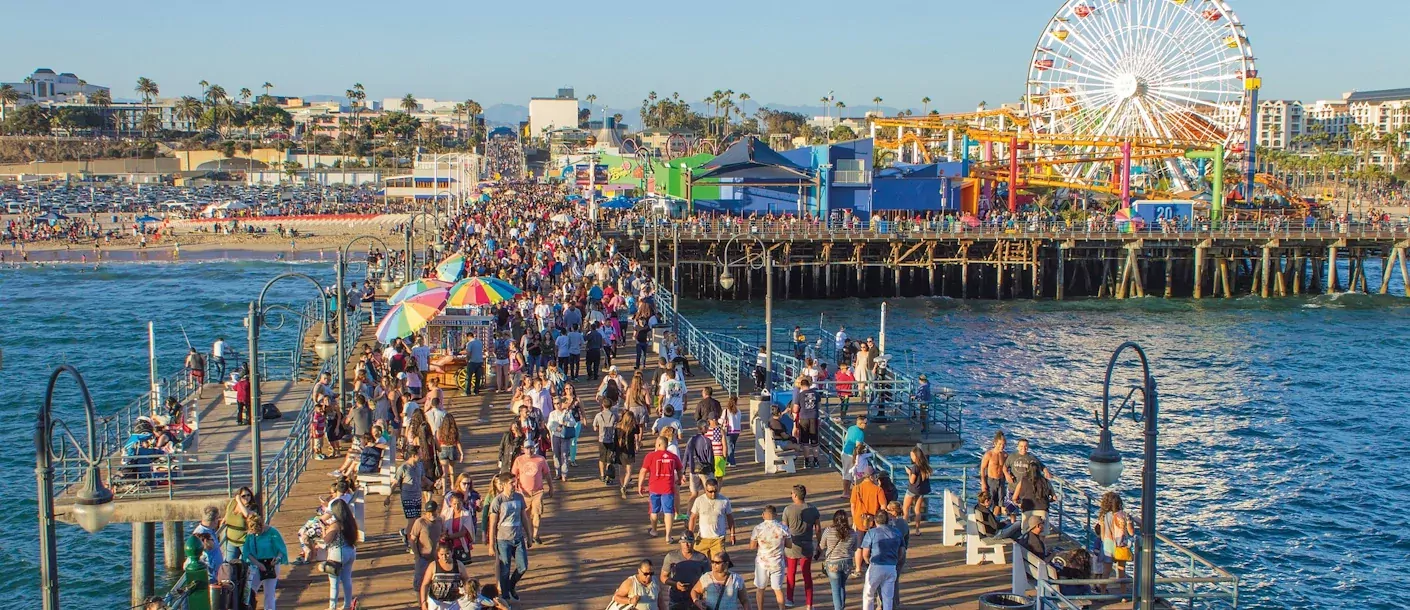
[726,433,740,466]
[635,341,649,368]
[328,544,356,609]
[569,424,581,462]
[551,435,570,478]
[825,560,849,610]
[495,538,528,596]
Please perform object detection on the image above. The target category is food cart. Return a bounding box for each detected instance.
[424,310,495,389]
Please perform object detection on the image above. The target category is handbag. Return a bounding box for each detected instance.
[317,559,343,575]
[1112,545,1133,562]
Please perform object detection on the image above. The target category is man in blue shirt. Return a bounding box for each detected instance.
[859,510,903,610]
[464,334,485,396]
[840,415,868,499]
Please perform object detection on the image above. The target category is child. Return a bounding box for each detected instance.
[311,403,329,460]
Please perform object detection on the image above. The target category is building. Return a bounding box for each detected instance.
[529,88,580,139]
[381,153,483,202]
[1255,100,1304,150]
[1306,100,1352,143]
[1,68,109,103]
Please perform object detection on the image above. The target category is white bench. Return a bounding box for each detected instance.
[1011,542,1058,595]
[360,443,397,496]
[966,514,1008,566]
[352,489,366,543]
[942,489,966,546]
[752,417,796,474]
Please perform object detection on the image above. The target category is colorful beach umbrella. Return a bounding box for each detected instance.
[388,278,450,305]
[375,300,442,343]
[435,252,467,282]
[446,276,522,307]
[402,286,449,310]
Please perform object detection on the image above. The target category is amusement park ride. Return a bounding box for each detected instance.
[870,0,1289,222]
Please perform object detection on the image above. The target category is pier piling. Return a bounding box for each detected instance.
[132,522,155,607]
[162,521,184,570]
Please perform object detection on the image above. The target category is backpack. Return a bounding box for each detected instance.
[602,377,621,401]
[600,412,619,446]
[260,403,281,420]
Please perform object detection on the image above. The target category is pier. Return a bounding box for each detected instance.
[605,219,1410,300]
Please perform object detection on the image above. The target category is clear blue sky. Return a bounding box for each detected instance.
[6,0,1407,112]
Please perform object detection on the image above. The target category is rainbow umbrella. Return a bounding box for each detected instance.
[402,286,449,310]
[376,300,442,343]
[388,278,450,305]
[446,276,522,307]
[435,252,467,282]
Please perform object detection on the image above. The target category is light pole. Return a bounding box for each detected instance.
[336,237,397,413]
[36,364,116,610]
[404,210,443,282]
[247,273,338,499]
[717,234,772,396]
[1087,341,1158,610]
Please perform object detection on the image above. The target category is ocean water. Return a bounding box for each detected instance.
[4,260,1408,610]
[680,285,1410,610]
[1,260,342,610]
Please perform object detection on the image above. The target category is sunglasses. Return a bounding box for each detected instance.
[640,571,654,577]
[710,560,725,565]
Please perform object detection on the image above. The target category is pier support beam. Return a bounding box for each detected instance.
[1055,245,1067,301]
[1193,245,1206,299]
[1260,246,1272,298]
[162,520,184,570]
[1327,245,1339,293]
[132,522,155,608]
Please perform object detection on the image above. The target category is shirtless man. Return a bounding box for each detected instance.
[978,431,1008,510]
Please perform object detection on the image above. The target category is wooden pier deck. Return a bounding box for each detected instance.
[270,349,1011,610]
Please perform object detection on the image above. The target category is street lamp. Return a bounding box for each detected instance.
[37,364,116,610]
[404,210,443,282]
[247,273,336,499]
[1087,341,1159,610]
[718,234,773,396]
[335,236,395,413]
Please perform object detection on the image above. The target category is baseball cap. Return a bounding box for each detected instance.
[678,532,696,543]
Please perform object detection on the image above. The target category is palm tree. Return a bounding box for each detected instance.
[177,96,203,133]
[88,89,113,136]
[921,96,931,115]
[586,93,597,121]
[239,88,253,106]
[739,92,751,120]
[401,94,418,114]
[0,84,19,124]
[835,100,846,125]
[820,96,831,126]
[873,97,883,114]
[135,77,159,137]
[464,99,482,150]
[261,81,274,103]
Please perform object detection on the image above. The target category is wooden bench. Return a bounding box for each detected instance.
[751,417,796,475]
[1011,542,1060,596]
[360,442,398,496]
[966,514,1008,566]
[942,489,966,546]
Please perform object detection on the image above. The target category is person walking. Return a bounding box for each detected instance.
[719,397,742,467]
[688,478,737,570]
[690,551,750,610]
[241,512,289,610]
[489,472,531,601]
[782,485,821,610]
[902,447,932,535]
[593,400,623,485]
[883,501,910,610]
[638,436,683,539]
[211,336,228,380]
[220,486,257,561]
[683,421,715,508]
[792,378,822,468]
[511,445,553,545]
[464,333,485,397]
[609,559,663,610]
[585,322,605,380]
[850,470,888,571]
[749,505,793,610]
[409,500,446,593]
[547,398,578,481]
[419,539,473,610]
[323,498,360,610]
[816,511,855,610]
[859,511,903,610]
[978,431,1008,512]
[391,449,435,548]
[662,533,708,610]
[839,416,867,499]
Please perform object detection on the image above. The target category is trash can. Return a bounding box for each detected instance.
[978,593,1034,610]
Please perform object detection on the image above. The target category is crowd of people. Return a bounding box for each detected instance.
[178,179,1147,610]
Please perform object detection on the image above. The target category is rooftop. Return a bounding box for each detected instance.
[1344,88,1410,103]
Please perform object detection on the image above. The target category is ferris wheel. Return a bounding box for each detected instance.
[1024,0,1255,192]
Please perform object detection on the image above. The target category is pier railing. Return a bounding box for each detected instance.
[604,217,1410,242]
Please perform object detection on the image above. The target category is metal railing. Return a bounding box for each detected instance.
[601,217,1410,241]
[654,287,745,396]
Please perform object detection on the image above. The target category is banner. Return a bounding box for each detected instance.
[574,164,609,185]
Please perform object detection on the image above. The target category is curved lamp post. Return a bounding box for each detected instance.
[36,365,116,610]
[335,236,395,412]
[1088,341,1158,610]
[718,233,773,396]
[247,273,337,498]
[403,210,444,282]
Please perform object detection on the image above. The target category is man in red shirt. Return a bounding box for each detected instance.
[234,372,251,425]
[511,445,553,545]
[637,436,683,540]
[834,363,856,419]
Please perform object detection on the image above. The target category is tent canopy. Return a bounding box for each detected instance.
[691,137,812,183]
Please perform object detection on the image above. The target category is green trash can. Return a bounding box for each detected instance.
[978,592,1034,610]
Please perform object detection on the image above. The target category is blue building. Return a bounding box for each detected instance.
[867,161,965,218]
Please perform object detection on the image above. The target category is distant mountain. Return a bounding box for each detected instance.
[482,103,528,126]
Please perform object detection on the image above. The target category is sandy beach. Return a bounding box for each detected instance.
[6,214,409,263]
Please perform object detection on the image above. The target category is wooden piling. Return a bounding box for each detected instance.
[1193,245,1205,299]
